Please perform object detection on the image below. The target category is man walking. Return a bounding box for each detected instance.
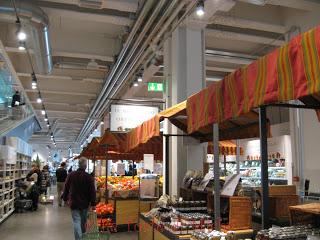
[56,162,67,207]
[62,157,96,240]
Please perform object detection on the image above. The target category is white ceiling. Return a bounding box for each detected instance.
[1,0,320,157]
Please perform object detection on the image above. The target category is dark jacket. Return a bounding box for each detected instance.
[27,169,42,187]
[62,169,96,210]
[56,167,67,182]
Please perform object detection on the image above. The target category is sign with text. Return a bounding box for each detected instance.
[144,154,154,172]
[110,105,158,132]
[148,82,164,92]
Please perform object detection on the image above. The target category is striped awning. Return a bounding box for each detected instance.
[207,141,243,156]
[187,26,320,134]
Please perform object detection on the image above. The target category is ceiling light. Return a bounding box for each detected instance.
[47,122,50,127]
[37,98,42,103]
[137,76,143,82]
[32,85,37,90]
[41,110,45,115]
[44,117,48,122]
[196,0,205,17]
[17,30,27,41]
[18,41,26,51]
[100,121,104,125]
[133,81,139,87]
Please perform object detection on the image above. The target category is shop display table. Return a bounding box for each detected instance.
[290,203,320,226]
[138,214,253,240]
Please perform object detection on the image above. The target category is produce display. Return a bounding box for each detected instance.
[96,176,139,199]
[97,218,113,229]
[96,202,114,215]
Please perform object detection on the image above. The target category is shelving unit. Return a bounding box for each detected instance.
[0,145,16,224]
[0,137,32,224]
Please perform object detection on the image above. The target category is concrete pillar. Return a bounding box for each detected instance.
[164,26,206,196]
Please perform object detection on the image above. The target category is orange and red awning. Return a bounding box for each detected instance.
[187,26,320,134]
[207,141,243,156]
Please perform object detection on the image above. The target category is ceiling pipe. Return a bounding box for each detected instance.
[0,0,53,74]
[77,0,175,142]
[76,0,157,142]
[77,0,194,143]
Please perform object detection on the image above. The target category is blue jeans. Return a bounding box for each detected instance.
[71,209,88,240]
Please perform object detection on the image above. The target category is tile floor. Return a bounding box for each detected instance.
[0,203,138,240]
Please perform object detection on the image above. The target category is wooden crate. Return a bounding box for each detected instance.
[261,185,297,196]
[269,195,299,219]
[228,197,252,230]
[115,199,139,225]
[208,195,252,230]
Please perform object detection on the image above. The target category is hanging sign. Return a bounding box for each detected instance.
[116,163,125,176]
[148,82,164,92]
[110,105,158,132]
[144,154,154,172]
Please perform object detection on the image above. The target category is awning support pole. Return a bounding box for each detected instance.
[213,123,220,231]
[224,155,227,176]
[236,139,240,174]
[165,135,170,195]
[259,106,270,229]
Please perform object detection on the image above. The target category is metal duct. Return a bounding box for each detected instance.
[0,0,53,74]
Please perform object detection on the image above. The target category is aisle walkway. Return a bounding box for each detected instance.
[0,203,138,240]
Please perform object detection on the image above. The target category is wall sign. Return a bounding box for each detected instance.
[110,105,158,132]
[148,82,164,92]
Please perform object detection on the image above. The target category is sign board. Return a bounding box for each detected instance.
[154,163,163,175]
[144,154,154,172]
[110,105,158,132]
[221,174,241,196]
[148,82,164,92]
[116,163,125,176]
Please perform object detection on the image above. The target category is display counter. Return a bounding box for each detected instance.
[139,214,253,240]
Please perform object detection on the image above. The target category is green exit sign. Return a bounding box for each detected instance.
[148,82,164,92]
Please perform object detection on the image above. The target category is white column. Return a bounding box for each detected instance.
[164,26,206,196]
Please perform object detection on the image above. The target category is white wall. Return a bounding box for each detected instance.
[283,7,320,193]
[302,110,320,193]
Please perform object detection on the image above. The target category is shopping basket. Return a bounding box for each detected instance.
[82,211,110,240]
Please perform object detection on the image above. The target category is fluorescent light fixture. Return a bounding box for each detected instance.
[196,0,205,17]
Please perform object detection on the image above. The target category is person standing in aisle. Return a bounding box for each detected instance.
[26,164,41,211]
[40,165,50,195]
[62,157,96,240]
[56,162,67,206]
